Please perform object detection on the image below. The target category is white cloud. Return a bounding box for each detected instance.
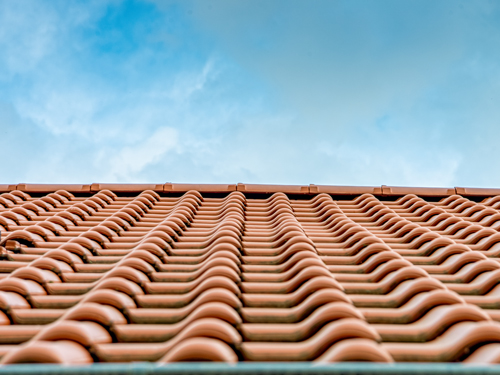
[108,127,179,180]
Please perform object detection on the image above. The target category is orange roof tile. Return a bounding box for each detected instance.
[1,183,500,366]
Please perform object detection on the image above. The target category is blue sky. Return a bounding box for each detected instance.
[1,0,500,187]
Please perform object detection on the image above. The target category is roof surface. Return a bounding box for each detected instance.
[1,183,500,366]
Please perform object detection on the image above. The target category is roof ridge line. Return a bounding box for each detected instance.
[1,183,500,197]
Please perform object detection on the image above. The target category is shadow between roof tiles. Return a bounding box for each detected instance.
[3,189,500,364]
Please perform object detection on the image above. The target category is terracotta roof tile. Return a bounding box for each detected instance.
[310,185,382,195]
[237,183,310,194]
[381,186,456,197]
[16,184,92,193]
[2,184,500,366]
[164,184,237,193]
[455,187,500,196]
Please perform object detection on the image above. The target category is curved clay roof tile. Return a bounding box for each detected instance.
[240,318,379,361]
[37,320,112,347]
[1,340,93,364]
[316,339,394,363]
[159,337,238,363]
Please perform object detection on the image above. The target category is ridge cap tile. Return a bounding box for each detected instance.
[164,184,237,193]
[237,183,309,194]
[310,185,381,195]
[455,187,500,196]
[17,184,92,193]
[381,186,456,197]
[90,183,164,193]
[0,185,11,193]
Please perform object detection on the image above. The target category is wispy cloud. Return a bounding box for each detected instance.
[108,126,179,180]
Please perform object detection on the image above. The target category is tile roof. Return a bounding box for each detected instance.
[2,183,500,365]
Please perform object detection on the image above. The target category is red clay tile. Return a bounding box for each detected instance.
[16,184,92,193]
[310,185,382,195]
[456,187,500,196]
[381,186,456,197]
[237,183,309,194]
[164,184,237,193]
[90,184,164,193]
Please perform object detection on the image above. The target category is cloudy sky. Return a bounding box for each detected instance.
[1,0,500,188]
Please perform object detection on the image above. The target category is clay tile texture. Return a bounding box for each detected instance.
[3,183,500,366]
